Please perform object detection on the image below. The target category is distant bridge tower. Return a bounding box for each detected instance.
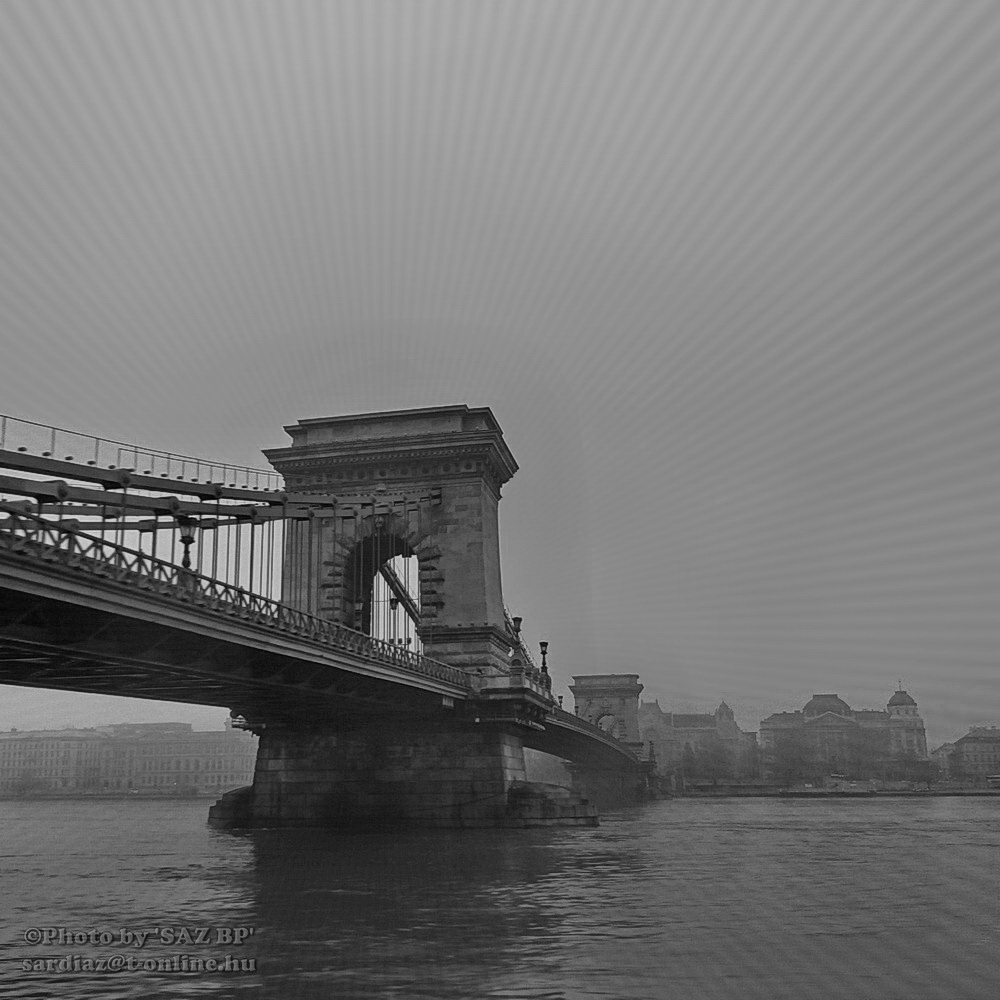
[264,406,518,678]
[569,674,643,742]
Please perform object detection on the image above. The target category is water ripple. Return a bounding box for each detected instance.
[2,797,999,998]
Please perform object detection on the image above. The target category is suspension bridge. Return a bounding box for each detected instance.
[0,406,650,827]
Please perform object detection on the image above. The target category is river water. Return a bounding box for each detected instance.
[0,796,997,999]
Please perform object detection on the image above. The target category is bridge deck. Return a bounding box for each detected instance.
[0,506,642,767]
[0,508,470,713]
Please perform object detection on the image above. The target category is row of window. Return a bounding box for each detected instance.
[139,758,251,771]
[3,769,76,777]
[0,776,248,790]
[140,775,244,786]
[0,741,100,750]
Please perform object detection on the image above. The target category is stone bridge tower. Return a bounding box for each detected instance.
[264,405,519,678]
[206,405,592,831]
[569,674,644,742]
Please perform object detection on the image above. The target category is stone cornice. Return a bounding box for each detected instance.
[271,434,512,469]
[416,623,513,646]
[267,444,513,501]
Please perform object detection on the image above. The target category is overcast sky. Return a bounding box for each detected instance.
[1,1,998,746]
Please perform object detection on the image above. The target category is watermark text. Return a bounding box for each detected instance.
[23,926,255,948]
[21,953,257,974]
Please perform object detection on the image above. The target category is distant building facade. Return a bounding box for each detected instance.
[0,729,108,794]
[929,742,955,781]
[759,689,928,783]
[944,726,1000,786]
[0,720,256,795]
[637,700,758,780]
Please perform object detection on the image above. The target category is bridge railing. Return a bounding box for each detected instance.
[546,707,643,760]
[0,412,282,490]
[0,506,471,690]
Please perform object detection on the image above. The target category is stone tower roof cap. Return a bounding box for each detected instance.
[266,404,518,484]
[292,404,503,436]
[887,689,917,707]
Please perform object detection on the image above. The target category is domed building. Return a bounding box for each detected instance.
[888,690,917,709]
[759,688,927,783]
[886,689,927,758]
[802,694,853,717]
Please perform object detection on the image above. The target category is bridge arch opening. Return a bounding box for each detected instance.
[595,713,628,741]
[343,532,421,649]
[372,553,420,649]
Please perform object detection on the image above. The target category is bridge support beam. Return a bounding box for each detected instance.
[209,715,597,830]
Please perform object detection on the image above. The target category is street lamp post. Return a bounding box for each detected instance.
[176,516,197,572]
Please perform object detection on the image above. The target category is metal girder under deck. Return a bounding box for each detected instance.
[0,543,471,722]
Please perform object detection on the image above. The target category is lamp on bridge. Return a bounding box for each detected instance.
[539,641,548,674]
[176,516,198,571]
